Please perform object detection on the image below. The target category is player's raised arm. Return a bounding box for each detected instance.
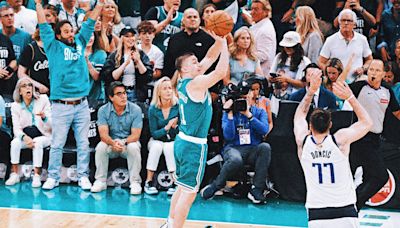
[189,34,229,91]
[294,69,322,156]
[333,82,373,152]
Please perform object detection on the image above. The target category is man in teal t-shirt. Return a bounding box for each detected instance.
[33,0,106,191]
[0,6,32,59]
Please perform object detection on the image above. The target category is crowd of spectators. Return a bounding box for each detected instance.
[0,0,399,209]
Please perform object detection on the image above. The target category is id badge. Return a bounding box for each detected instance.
[239,129,251,145]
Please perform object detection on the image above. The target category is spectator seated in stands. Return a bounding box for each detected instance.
[200,3,216,27]
[295,6,324,64]
[6,77,52,188]
[0,28,17,97]
[249,0,276,77]
[91,81,143,195]
[54,0,86,31]
[290,63,338,110]
[93,0,124,53]
[377,0,400,62]
[0,5,32,60]
[137,21,164,81]
[84,33,107,104]
[270,31,310,96]
[225,27,263,86]
[101,26,153,103]
[249,78,273,133]
[319,9,373,83]
[145,77,178,196]
[7,0,38,35]
[18,26,51,95]
[201,79,271,204]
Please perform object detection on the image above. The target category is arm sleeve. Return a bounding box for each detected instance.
[319,38,331,59]
[39,23,56,52]
[11,103,24,139]
[130,105,143,129]
[148,106,168,139]
[222,112,236,141]
[96,106,108,126]
[250,108,269,136]
[144,7,158,21]
[77,18,95,46]
[307,33,323,63]
[18,43,33,68]
[256,32,275,64]
[6,37,16,61]
[362,36,372,58]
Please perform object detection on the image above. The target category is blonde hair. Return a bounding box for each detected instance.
[151,77,178,108]
[171,53,195,88]
[295,6,324,44]
[13,77,39,103]
[101,0,122,24]
[229,27,258,62]
[114,35,137,68]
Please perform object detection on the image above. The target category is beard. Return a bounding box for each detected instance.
[59,37,76,48]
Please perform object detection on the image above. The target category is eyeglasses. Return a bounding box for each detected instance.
[113,91,127,97]
[20,83,33,88]
[340,19,354,24]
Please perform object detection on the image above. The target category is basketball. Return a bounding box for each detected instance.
[205,10,234,36]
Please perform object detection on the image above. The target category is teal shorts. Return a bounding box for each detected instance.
[173,136,208,192]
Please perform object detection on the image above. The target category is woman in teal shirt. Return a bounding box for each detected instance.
[146,77,179,195]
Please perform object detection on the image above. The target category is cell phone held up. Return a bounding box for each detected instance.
[270,73,278,78]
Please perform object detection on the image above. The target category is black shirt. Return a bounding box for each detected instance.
[162,29,215,77]
[0,33,16,96]
[19,41,50,91]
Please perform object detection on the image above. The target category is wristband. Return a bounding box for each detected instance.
[346,94,355,101]
[248,114,254,121]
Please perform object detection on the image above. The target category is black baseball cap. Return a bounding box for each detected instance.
[120,26,136,36]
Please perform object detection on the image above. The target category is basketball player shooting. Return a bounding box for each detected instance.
[161,32,229,228]
[293,69,373,228]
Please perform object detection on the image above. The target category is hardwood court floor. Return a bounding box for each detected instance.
[0,208,278,228]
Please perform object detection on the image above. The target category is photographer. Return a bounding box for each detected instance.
[101,27,153,103]
[201,80,271,204]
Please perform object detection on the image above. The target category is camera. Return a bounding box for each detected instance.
[221,81,251,113]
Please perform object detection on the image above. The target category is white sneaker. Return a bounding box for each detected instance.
[90,180,107,193]
[5,173,20,186]
[31,174,42,188]
[130,182,142,195]
[78,176,92,190]
[167,186,176,196]
[42,178,59,190]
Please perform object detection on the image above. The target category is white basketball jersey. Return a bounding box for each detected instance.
[300,135,356,209]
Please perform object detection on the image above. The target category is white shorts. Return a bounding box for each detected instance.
[309,217,359,228]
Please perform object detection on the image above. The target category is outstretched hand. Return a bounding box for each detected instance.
[332,81,353,100]
[308,68,322,94]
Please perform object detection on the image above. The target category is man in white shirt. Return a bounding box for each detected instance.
[249,0,276,77]
[6,0,37,34]
[319,9,373,83]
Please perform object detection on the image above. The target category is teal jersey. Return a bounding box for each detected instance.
[88,49,107,102]
[39,19,95,100]
[177,78,212,138]
[0,28,32,60]
[153,6,182,53]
